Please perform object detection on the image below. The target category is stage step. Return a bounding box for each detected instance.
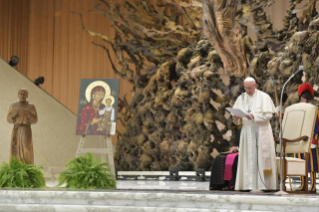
[0,189,318,212]
[0,204,274,212]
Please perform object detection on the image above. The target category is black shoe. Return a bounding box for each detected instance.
[222,185,235,191]
[222,186,230,191]
[209,185,224,190]
[262,190,276,193]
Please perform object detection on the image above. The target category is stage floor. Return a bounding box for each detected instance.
[47,178,318,193]
[117,180,210,191]
[116,179,316,193]
[2,180,318,211]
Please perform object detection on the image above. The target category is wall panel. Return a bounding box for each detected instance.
[0,0,29,75]
[27,0,133,118]
[28,0,55,94]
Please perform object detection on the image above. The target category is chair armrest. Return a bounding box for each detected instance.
[283,136,308,143]
[274,136,308,159]
[274,136,308,144]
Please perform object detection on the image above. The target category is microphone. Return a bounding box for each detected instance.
[292,65,303,77]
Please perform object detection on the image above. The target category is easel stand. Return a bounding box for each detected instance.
[76,135,116,182]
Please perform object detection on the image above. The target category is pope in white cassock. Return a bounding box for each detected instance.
[232,77,278,191]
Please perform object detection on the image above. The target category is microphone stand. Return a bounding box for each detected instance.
[274,67,303,195]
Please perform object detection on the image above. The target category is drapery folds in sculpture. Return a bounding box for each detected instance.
[7,89,38,164]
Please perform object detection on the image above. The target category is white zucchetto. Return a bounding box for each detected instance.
[244,77,256,83]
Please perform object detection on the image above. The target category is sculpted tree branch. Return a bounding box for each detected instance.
[299,0,317,31]
[202,0,248,75]
[76,0,319,172]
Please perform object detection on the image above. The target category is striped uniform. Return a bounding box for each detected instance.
[294,110,319,192]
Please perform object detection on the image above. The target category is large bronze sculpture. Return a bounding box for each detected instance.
[75,0,319,171]
[7,89,38,164]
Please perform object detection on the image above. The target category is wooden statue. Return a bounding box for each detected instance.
[7,89,38,164]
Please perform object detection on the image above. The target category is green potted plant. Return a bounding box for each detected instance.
[0,157,45,188]
[57,153,116,189]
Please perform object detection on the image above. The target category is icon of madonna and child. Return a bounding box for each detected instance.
[76,79,119,136]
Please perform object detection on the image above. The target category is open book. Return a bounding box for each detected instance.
[226,107,248,118]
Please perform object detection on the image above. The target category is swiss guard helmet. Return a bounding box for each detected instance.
[297,83,314,101]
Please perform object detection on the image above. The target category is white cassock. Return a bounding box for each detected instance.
[233,89,278,190]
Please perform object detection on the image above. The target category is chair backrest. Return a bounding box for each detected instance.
[276,103,317,154]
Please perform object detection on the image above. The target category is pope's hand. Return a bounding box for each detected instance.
[246,113,254,120]
[233,115,240,121]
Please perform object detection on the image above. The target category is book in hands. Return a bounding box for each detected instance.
[226,107,248,118]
